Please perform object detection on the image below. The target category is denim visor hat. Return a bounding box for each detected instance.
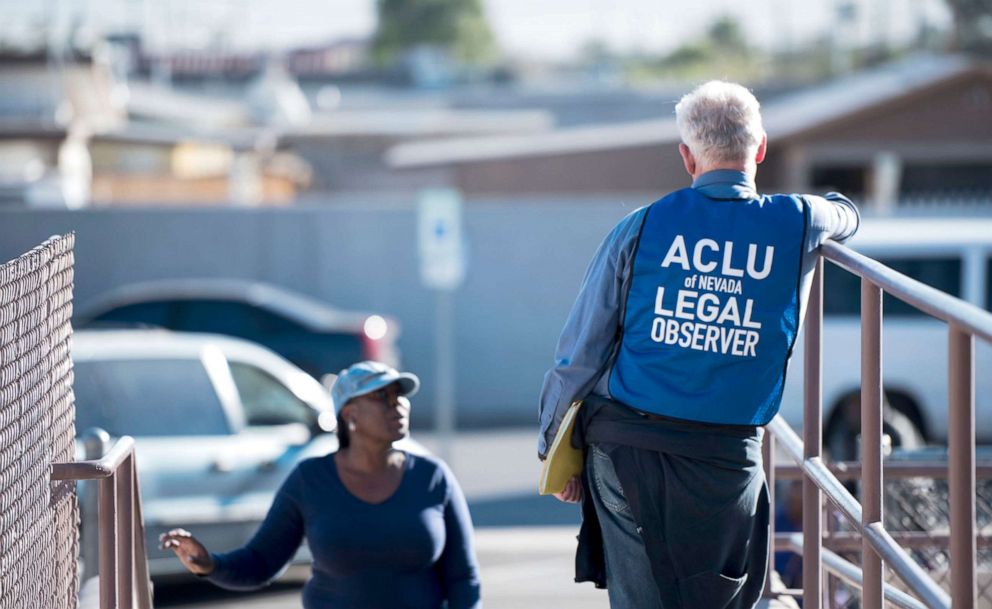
[331,360,420,411]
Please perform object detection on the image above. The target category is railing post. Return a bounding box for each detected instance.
[132,461,153,609]
[117,455,135,609]
[81,428,110,581]
[763,431,776,596]
[98,476,118,609]
[803,257,824,609]
[823,501,833,608]
[948,325,976,609]
[861,278,884,609]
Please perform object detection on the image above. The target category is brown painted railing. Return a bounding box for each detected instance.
[51,437,152,609]
[763,240,992,609]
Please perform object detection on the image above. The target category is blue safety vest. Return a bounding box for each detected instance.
[609,188,809,425]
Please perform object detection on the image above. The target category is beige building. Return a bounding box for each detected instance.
[87,126,310,207]
[0,51,124,207]
[0,52,312,207]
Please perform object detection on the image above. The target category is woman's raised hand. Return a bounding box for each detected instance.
[159,529,215,576]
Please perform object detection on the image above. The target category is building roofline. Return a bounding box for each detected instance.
[764,53,977,142]
[387,53,980,169]
[387,119,679,168]
[283,109,554,139]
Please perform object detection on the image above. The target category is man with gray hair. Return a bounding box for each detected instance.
[538,81,859,608]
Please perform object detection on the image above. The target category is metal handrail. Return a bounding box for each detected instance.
[768,417,952,609]
[784,534,929,609]
[774,461,992,480]
[764,239,991,609]
[51,437,153,609]
[821,241,992,342]
[51,436,135,481]
[775,532,992,552]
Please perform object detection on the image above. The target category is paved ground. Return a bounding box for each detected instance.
[153,526,607,608]
[152,526,798,608]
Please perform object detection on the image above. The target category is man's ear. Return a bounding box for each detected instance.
[678,143,696,176]
[755,133,767,165]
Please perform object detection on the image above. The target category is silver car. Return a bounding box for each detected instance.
[71,329,426,579]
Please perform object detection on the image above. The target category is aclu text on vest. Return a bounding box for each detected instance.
[651,235,774,358]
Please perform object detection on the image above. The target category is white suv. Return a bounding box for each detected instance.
[777,217,992,459]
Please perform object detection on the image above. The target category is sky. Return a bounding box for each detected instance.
[0,0,953,61]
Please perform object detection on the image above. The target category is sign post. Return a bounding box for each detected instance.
[417,189,466,464]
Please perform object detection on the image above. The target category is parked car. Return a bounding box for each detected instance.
[71,328,426,579]
[778,217,992,459]
[74,279,400,381]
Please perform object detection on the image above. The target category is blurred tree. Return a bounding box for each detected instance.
[580,39,615,65]
[945,0,992,55]
[707,15,748,54]
[372,0,497,66]
[650,14,757,77]
[663,43,711,68]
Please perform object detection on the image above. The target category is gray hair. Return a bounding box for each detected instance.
[675,81,764,167]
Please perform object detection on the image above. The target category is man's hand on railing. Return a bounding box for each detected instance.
[160,529,215,576]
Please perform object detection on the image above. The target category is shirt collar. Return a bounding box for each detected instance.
[691,169,757,200]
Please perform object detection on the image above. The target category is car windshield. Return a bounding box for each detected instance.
[73,358,232,437]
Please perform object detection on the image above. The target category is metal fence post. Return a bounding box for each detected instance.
[51,437,153,609]
[948,325,976,609]
[117,456,135,609]
[861,278,884,609]
[98,476,118,609]
[132,461,153,609]
[763,432,776,596]
[81,428,110,581]
[804,257,824,609]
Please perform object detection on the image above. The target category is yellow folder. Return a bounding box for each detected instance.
[538,401,583,495]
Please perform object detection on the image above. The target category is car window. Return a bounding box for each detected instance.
[173,301,301,338]
[824,257,962,317]
[73,358,233,436]
[90,301,174,327]
[229,362,316,427]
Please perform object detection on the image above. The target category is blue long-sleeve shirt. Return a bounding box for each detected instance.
[538,170,861,457]
[206,452,482,609]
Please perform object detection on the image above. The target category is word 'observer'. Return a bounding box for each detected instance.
[650,235,775,358]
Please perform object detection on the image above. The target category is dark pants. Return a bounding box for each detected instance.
[587,443,663,608]
[580,398,769,609]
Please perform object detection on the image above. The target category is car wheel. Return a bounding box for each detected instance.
[824,393,926,462]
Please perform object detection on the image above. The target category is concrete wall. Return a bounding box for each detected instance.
[0,198,642,428]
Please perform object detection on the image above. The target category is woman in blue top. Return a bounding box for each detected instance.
[161,361,482,609]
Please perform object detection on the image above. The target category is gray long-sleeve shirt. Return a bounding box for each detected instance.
[538,169,860,457]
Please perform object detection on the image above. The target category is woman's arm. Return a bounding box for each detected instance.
[199,469,306,590]
[436,465,482,609]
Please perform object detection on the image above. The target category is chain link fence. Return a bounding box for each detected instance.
[0,234,78,609]
[784,472,992,608]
